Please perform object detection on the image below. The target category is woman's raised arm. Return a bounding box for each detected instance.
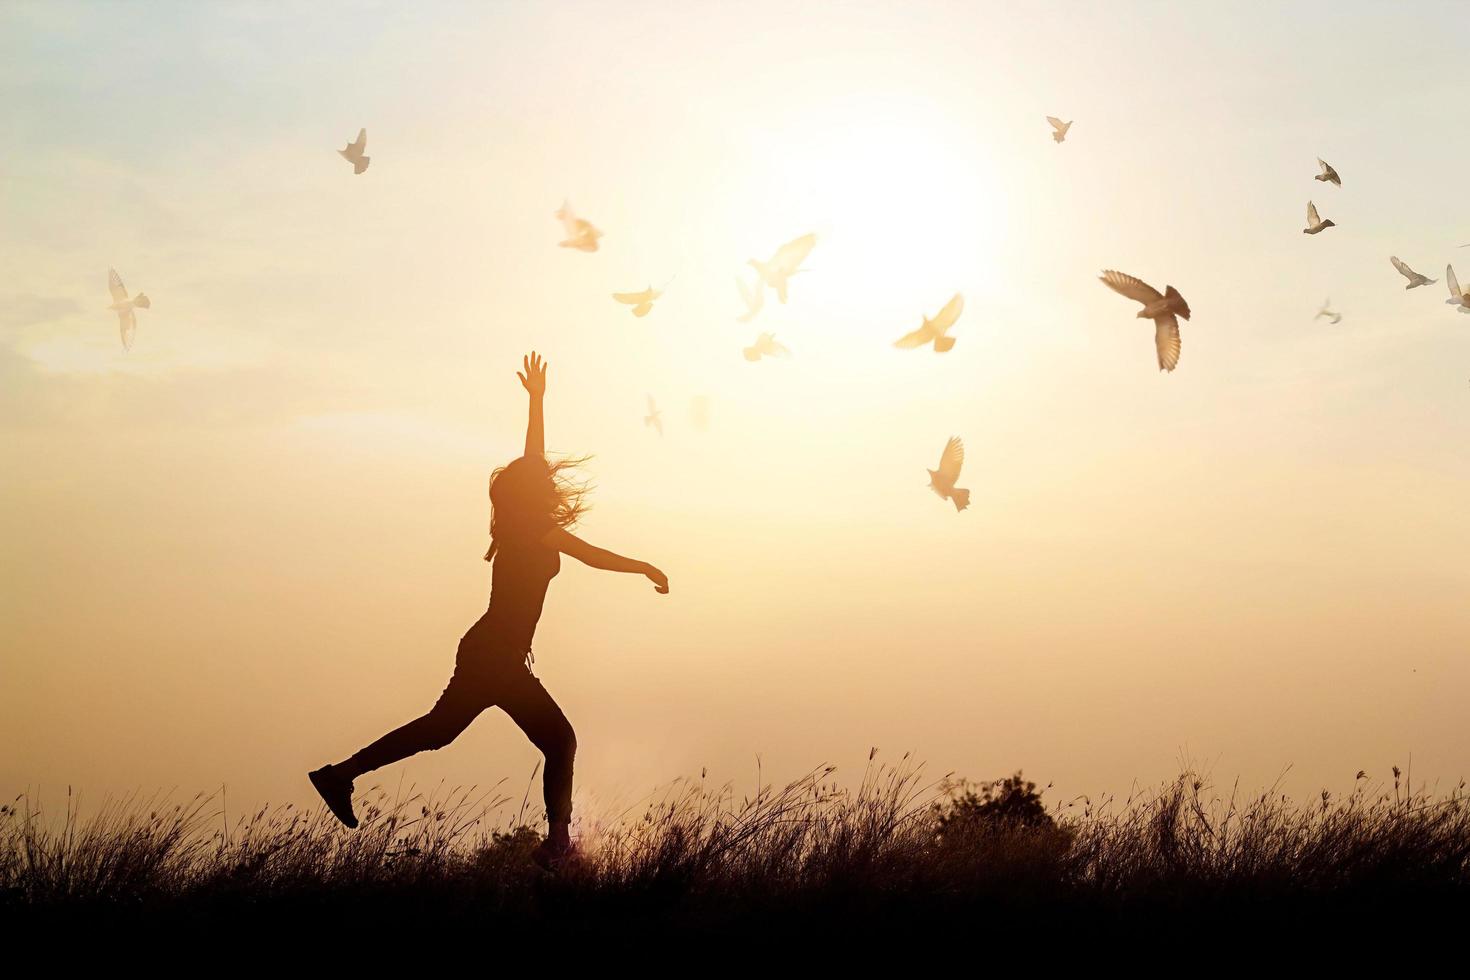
[517,351,547,458]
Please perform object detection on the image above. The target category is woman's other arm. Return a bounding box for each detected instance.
[540,526,669,594]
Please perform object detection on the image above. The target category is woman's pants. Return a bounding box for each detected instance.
[340,626,576,825]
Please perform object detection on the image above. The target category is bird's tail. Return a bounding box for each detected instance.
[934,336,956,353]
[1164,285,1190,320]
[951,487,971,512]
[132,293,151,309]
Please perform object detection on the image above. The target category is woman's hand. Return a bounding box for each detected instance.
[518,351,548,398]
[643,564,670,595]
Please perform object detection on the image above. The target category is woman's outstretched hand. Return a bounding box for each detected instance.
[518,351,548,398]
[643,564,670,595]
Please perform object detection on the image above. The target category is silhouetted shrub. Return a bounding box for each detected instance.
[933,771,1057,839]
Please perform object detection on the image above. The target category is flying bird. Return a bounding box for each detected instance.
[742,332,789,361]
[554,200,602,252]
[1446,265,1470,313]
[644,395,663,436]
[1303,200,1335,235]
[613,285,661,317]
[1390,256,1436,289]
[736,274,764,323]
[107,267,150,351]
[927,437,970,513]
[1314,158,1341,186]
[338,128,370,174]
[1046,116,1072,143]
[1314,299,1341,325]
[748,233,816,303]
[1098,269,1191,373]
[893,293,964,352]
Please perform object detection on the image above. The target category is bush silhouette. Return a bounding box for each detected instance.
[933,771,1056,839]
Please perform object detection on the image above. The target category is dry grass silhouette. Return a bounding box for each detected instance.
[5,761,1468,938]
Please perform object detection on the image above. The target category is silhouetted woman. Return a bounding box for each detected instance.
[309,352,668,867]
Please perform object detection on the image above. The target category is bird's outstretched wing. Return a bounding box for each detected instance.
[928,293,964,332]
[613,289,652,305]
[117,309,136,351]
[1449,265,1463,302]
[1307,201,1321,226]
[108,267,128,304]
[1154,314,1181,372]
[349,129,366,153]
[893,324,933,349]
[1099,270,1162,305]
[647,394,657,413]
[936,437,964,482]
[1390,256,1416,280]
[1046,116,1066,132]
[771,233,816,274]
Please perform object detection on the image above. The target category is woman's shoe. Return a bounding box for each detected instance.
[308,765,359,829]
[531,836,576,871]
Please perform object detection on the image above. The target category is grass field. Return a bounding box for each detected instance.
[4,760,1468,944]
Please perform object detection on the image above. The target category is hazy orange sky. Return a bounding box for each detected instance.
[3,2,1468,818]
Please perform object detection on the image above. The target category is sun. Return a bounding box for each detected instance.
[726,89,1008,352]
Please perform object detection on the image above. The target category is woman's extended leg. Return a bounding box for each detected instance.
[309,693,484,828]
[497,671,577,852]
[336,697,484,780]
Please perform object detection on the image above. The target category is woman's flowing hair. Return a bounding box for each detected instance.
[484,454,591,561]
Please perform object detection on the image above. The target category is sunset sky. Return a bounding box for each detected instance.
[3,1,1468,819]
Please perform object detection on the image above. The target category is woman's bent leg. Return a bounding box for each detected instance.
[498,673,577,829]
[336,697,483,781]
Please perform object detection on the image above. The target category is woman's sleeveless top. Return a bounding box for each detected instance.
[481,520,560,655]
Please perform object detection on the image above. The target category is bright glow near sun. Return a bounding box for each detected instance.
[724,91,1006,368]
